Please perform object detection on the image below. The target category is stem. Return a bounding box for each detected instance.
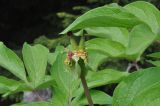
[80,74,94,106]
[126,63,132,72]
[133,61,140,70]
[126,61,140,72]
[67,32,78,50]
[79,36,85,50]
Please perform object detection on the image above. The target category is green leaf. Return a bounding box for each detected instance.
[48,46,64,65]
[147,52,160,67]
[12,101,52,106]
[48,53,57,65]
[124,1,160,34]
[126,24,156,60]
[74,69,129,96]
[147,60,160,67]
[147,52,160,58]
[50,53,80,105]
[74,61,81,78]
[51,87,68,106]
[87,69,129,88]
[0,76,30,97]
[113,67,160,106]
[0,42,27,82]
[78,90,112,105]
[61,5,141,34]
[86,38,125,57]
[85,27,129,47]
[0,76,22,94]
[22,43,49,88]
[37,75,54,89]
[87,50,108,71]
[130,82,160,106]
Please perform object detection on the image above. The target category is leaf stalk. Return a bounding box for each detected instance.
[80,74,94,106]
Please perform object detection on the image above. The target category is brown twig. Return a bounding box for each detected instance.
[80,74,94,106]
[126,61,140,72]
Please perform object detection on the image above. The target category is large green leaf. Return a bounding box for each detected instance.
[50,53,80,105]
[22,43,49,88]
[76,90,112,106]
[113,67,160,106]
[87,50,108,71]
[86,38,125,57]
[126,24,156,60]
[85,27,129,47]
[86,69,129,88]
[124,1,160,34]
[0,42,27,82]
[61,4,141,34]
[74,69,129,96]
[129,82,160,106]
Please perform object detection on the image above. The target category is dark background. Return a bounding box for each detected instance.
[0,0,85,47]
[0,0,159,48]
